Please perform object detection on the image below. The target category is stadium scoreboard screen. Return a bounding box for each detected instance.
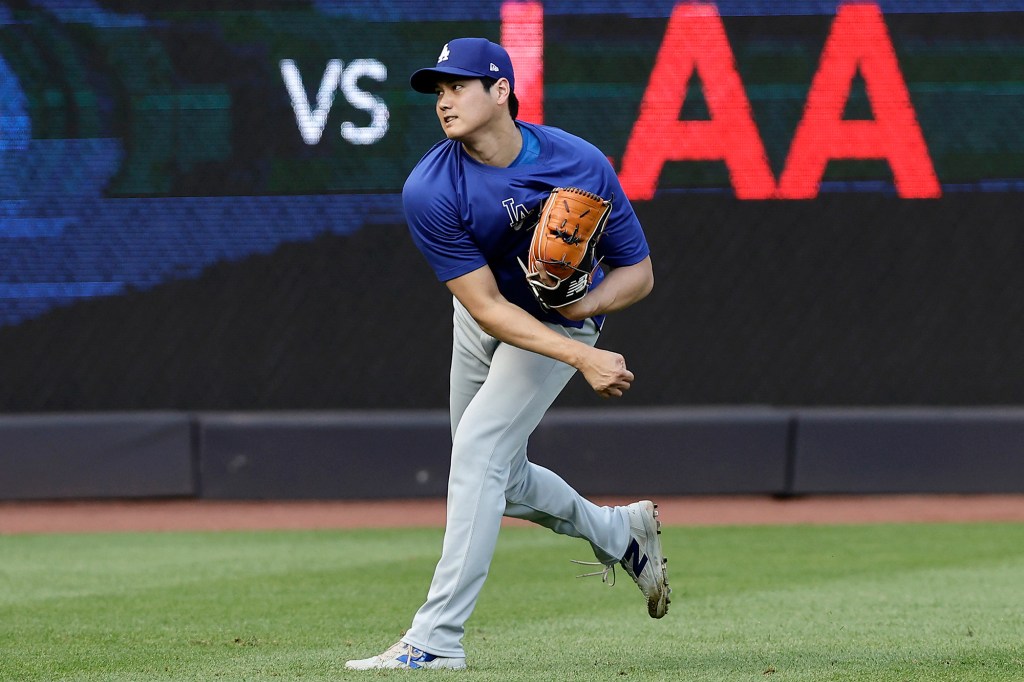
[2,1,1024,410]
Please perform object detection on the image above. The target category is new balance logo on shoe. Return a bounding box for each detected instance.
[621,537,649,576]
[397,648,437,669]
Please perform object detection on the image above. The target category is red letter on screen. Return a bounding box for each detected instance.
[778,3,941,198]
[618,2,775,200]
[501,1,544,124]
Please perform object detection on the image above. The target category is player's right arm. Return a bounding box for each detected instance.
[446,265,633,398]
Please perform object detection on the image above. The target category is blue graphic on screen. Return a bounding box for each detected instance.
[0,70,402,326]
[0,4,405,328]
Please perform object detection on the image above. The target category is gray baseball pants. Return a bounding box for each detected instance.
[401,298,630,658]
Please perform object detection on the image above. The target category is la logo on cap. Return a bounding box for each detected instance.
[437,43,450,63]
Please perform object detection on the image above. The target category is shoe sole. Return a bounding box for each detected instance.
[644,502,671,619]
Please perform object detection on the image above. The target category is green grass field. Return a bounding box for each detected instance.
[2,522,1023,681]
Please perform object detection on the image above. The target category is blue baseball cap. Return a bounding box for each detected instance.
[410,38,515,93]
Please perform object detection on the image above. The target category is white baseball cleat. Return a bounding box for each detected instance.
[620,500,671,618]
[345,640,467,671]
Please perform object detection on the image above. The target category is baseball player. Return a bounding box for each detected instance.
[346,38,669,671]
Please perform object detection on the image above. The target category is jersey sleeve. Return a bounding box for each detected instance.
[402,170,488,283]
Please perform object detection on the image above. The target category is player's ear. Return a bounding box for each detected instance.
[494,77,512,106]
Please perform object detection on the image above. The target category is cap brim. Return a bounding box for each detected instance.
[410,66,489,93]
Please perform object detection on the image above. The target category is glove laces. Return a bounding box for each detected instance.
[571,559,616,586]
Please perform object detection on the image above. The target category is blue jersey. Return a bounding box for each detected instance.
[402,121,650,328]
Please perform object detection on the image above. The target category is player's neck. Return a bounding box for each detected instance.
[460,118,522,168]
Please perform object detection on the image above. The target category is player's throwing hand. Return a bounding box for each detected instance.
[579,347,634,398]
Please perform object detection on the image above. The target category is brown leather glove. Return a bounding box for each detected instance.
[518,187,612,310]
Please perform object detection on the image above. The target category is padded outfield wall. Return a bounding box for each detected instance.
[1,2,1024,498]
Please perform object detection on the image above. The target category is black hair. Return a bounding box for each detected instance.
[480,76,520,120]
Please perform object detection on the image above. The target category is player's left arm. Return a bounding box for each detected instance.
[559,255,654,321]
